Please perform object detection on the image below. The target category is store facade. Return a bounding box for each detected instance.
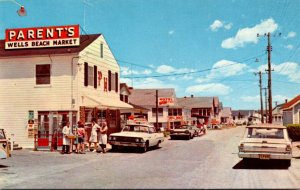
[0,25,132,149]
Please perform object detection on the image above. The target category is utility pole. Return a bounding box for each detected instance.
[254,71,264,123]
[266,33,273,123]
[155,89,158,131]
[257,32,278,124]
[263,87,268,123]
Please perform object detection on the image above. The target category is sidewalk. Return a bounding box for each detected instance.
[292,141,300,158]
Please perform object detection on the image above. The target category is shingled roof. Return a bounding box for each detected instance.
[0,34,101,57]
[177,97,214,108]
[129,88,176,107]
[281,94,300,110]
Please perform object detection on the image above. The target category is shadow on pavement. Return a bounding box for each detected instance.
[233,159,290,170]
[0,164,9,168]
[108,146,162,154]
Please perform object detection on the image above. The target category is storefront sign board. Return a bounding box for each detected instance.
[5,25,80,49]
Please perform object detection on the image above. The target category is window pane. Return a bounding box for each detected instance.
[36,64,50,85]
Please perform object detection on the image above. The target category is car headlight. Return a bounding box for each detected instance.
[113,136,117,141]
[185,130,189,134]
[135,138,144,142]
[109,136,117,141]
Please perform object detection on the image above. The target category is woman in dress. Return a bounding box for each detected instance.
[88,118,100,152]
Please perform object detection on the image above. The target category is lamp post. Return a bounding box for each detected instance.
[0,0,27,16]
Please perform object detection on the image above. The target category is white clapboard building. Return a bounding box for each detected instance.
[0,25,132,149]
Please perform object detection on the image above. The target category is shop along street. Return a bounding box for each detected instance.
[1,125,300,189]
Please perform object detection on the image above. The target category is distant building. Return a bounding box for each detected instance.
[281,95,300,125]
[177,96,221,127]
[220,107,233,125]
[231,110,260,124]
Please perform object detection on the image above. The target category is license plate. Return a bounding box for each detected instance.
[259,154,270,160]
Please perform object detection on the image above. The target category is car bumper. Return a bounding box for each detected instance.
[238,152,292,160]
[108,141,145,147]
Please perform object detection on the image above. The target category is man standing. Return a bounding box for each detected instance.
[62,121,71,154]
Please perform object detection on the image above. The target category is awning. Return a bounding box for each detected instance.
[83,95,133,110]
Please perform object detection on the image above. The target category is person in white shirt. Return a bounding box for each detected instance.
[88,118,100,152]
[62,121,71,154]
[99,121,108,153]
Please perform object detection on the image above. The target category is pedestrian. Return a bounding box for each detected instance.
[98,121,108,153]
[88,118,100,152]
[77,121,86,154]
[62,121,71,154]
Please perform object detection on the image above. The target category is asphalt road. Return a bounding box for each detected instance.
[1,125,300,189]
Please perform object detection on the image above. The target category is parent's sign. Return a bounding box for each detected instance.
[5,25,80,49]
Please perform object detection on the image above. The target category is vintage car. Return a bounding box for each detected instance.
[170,125,196,140]
[108,123,164,152]
[238,124,292,166]
[0,129,11,159]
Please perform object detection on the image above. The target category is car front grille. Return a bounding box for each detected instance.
[115,136,137,143]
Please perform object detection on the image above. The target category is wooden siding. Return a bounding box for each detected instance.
[0,35,121,148]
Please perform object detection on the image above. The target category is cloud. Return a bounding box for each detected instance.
[120,66,152,76]
[284,44,293,50]
[224,23,233,30]
[210,20,223,31]
[284,31,296,39]
[257,62,300,82]
[196,60,248,83]
[185,83,232,96]
[156,65,176,74]
[168,30,175,35]
[210,20,233,31]
[221,18,278,49]
[273,95,290,103]
[120,77,178,90]
[241,95,260,103]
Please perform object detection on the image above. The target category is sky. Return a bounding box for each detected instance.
[1,0,300,110]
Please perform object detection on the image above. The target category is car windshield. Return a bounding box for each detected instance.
[175,125,189,129]
[246,128,284,139]
[122,125,149,133]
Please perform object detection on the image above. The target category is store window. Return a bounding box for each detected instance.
[36,64,50,85]
[152,108,163,117]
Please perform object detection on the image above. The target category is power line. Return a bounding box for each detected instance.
[122,53,265,79]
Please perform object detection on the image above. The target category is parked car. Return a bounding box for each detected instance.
[108,123,164,152]
[170,125,196,140]
[0,129,11,159]
[238,124,292,166]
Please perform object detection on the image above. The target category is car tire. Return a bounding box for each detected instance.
[155,140,161,149]
[141,142,149,153]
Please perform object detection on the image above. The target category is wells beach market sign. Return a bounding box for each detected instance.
[5,24,80,49]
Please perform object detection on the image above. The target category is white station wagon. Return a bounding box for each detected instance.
[238,125,292,166]
[108,123,164,152]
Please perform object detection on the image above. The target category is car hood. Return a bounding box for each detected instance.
[110,132,148,138]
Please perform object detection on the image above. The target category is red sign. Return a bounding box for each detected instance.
[5,25,80,49]
[168,116,183,121]
[159,97,174,106]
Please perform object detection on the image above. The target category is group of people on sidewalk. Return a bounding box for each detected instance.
[61,118,108,154]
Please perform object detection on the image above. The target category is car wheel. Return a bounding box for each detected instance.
[155,140,161,149]
[141,142,149,153]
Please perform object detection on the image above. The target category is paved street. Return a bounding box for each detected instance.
[1,125,300,189]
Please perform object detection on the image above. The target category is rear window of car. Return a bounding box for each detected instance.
[247,128,284,139]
